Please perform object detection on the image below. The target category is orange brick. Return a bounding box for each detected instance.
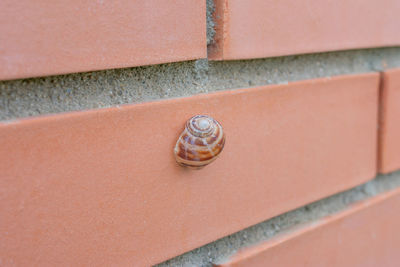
[0,73,378,266]
[216,187,400,267]
[0,0,206,80]
[209,0,400,60]
[379,68,400,173]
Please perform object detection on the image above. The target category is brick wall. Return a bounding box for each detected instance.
[1,1,400,266]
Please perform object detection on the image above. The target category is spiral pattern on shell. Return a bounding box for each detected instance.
[174,115,225,169]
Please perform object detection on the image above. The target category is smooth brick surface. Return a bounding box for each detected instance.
[0,73,378,266]
[209,0,400,60]
[216,187,400,267]
[379,68,400,173]
[0,0,206,80]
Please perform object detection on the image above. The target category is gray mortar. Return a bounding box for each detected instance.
[2,47,400,120]
[154,171,400,267]
[206,0,216,45]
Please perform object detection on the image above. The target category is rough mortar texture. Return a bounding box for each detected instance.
[155,171,400,267]
[206,0,216,45]
[2,47,400,121]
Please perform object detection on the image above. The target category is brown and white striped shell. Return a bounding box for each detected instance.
[174,115,225,169]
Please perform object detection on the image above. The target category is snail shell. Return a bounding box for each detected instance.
[174,115,225,169]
